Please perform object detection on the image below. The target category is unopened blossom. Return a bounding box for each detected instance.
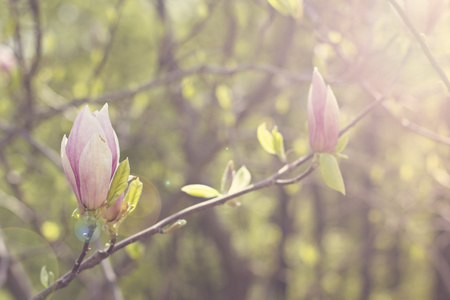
[61,104,119,213]
[307,68,340,153]
[103,193,124,224]
[0,45,16,74]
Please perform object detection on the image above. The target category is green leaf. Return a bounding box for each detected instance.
[272,126,286,162]
[40,265,48,288]
[228,166,251,194]
[124,177,143,213]
[48,271,55,286]
[267,0,302,17]
[267,0,292,15]
[335,133,349,153]
[107,158,130,207]
[220,160,235,194]
[319,153,346,195]
[181,184,220,198]
[257,122,276,154]
[71,208,80,219]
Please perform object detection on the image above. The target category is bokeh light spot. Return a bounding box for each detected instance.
[74,217,101,243]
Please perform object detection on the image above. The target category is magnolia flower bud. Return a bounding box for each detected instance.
[307,68,340,153]
[103,193,124,223]
[0,45,16,74]
[61,104,119,213]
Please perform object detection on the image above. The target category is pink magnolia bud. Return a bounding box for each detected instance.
[102,193,124,223]
[0,45,16,74]
[61,104,120,212]
[307,68,340,153]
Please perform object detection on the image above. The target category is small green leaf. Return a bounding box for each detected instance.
[162,219,187,234]
[71,208,80,219]
[107,158,130,207]
[124,177,143,213]
[335,133,349,153]
[257,122,276,154]
[181,184,220,198]
[220,160,235,194]
[228,166,251,194]
[336,153,349,160]
[40,265,48,288]
[272,126,286,162]
[319,153,346,195]
[48,271,55,286]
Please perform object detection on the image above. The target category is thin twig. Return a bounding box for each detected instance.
[28,0,42,78]
[105,234,117,255]
[382,101,450,145]
[89,0,126,80]
[38,64,310,121]
[387,0,450,92]
[275,164,317,185]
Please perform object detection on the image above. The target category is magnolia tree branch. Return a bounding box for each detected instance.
[387,0,450,92]
[89,0,126,81]
[37,64,310,122]
[358,77,450,146]
[32,89,386,299]
[384,108,450,146]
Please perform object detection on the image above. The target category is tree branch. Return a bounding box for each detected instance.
[387,0,450,92]
[32,90,386,299]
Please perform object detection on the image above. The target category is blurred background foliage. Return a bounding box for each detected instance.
[1,0,450,299]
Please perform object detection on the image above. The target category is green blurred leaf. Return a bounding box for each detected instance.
[125,242,145,260]
[181,184,220,198]
[40,265,48,288]
[272,126,286,162]
[228,166,251,194]
[41,221,60,242]
[220,160,235,194]
[335,133,349,153]
[257,122,276,154]
[216,84,233,110]
[267,0,303,18]
[299,243,319,266]
[48,271,55,286]
[71,208,80,219]
[319,153,346,195]
[268,0,291,15]
[107,158,130,207]
[124,177,143,213]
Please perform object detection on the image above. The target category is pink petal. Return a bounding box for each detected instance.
[311,68,327,125]
[308,85,320,151]
[61,135,81,202]
[323,86,340,152]
[66,106,106,186]
[95,104,119,176]
[102,193,124,221]
[78,133,112,210]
